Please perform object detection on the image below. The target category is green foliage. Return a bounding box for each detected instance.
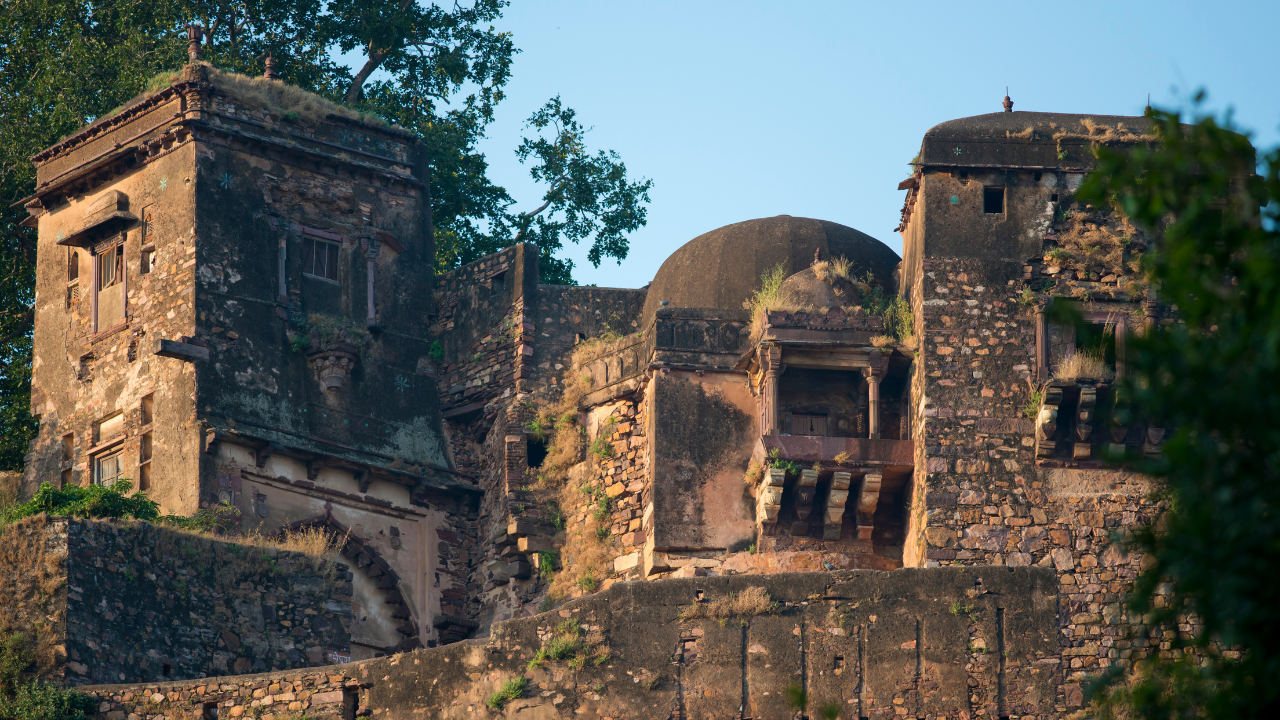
[428,340,445,363]
[1017,286,1036,306]
[785,683,807,710]
[577,572,597,592]
[594,525,610,541]
[0,633,94,720]
[0,681,97,720]
[1022,391,1042,420]
[862,283,914,343]
[289,334,312,354]
[588,434,614,460]
[818,702,842,720]
[765,448,801,476]
[537,550,557,579]
[1047,247,1071,263]
[485,676,527,710]
[1079,98,1280,719]
[746,263,790,323]
[0,482,158,526]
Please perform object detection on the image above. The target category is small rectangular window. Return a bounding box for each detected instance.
[99,244,123,288]
[302,237,341,281]
[139,431,153,491]
[140,394,154,426]
[61,433,74,461]
[141,247,155,274]
[984,187,1005,214]
[94,450,123,486]
[490,271,506,296]
[68,250,79,282]
[95,413,124,444]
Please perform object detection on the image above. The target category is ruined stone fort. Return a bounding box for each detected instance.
[11,63,1163,718]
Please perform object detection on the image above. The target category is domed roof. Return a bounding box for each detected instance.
[776,266,863,311]
[640,216,900,324]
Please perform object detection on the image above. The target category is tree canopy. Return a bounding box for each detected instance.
[1080,99,1280,719]
[0,0,651,470]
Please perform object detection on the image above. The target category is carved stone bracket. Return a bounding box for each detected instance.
[855,472,882,541]
[791,468,819,535]
[756,467,786,529]
[308,342,359,391]
[1074,386,1097,459]
[1035,386,1064,458]
[823,471,852,541]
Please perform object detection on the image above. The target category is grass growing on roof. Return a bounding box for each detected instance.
[679,586,778,620]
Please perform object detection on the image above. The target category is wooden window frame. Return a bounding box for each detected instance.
[302,236,341,282]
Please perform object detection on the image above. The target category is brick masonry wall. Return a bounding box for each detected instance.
[59,518,351,685]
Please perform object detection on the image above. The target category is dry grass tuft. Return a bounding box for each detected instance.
[811,256,854,285]
[1006,126,1036,140]
[141,63,390,127]
[1048,204,1149,281]
[870,334,895,348]
[1054,349,1115,382]
[681,586,778,620]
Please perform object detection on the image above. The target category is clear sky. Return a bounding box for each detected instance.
[382,1,1280,288]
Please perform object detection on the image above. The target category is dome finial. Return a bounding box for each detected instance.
[187,24,203,63]
[264,52,280,80]
[1002,87,1013,113]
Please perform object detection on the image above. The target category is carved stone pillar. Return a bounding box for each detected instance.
[791,468,819,536]
[362,238,379,325]
[761,345,782,435]
[823,471,852,540]
[855,472,882,541]
[862,359,885,440]
[1035,306,1047,382]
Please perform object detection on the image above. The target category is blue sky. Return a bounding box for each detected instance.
[368,1,1280,288]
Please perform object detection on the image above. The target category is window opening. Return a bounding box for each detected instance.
[984,187,1005,214]
[61,434,74,461]
[1050,193,1059,202]
[527,437,548,468]
[95,413,123,444]
[68,250,79,282]
[490,271,507,296]
[140,394,154,426]
[141,207,156,274]
[1034,172,1043,182]
[1048,317,1119,378]
[94,449,123,486]
[302,237,341,281]
[95,242,126,329]
[139,432,153,490]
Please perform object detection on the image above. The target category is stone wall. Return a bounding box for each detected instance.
[81,567,1064,719]
[910,246,1159,707]
[0,515,352,686]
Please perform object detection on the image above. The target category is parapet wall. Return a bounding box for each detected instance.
[0,515,352,686]
[80,567,1066,719]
